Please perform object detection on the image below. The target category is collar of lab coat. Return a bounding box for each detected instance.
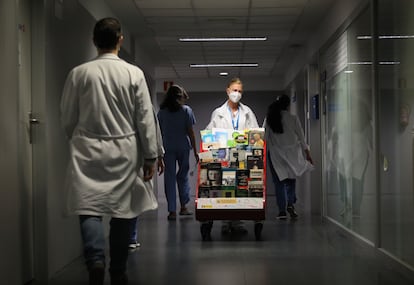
[96,53,120,60]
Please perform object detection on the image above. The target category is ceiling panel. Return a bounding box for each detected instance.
[193,0,250,9]
[106,0,337,80]
[251,0,308,8]
[138,8,194,17]
[250,7,302,16]
[195,9,249,17]
[134,0,192,9]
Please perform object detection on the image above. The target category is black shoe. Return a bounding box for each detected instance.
[277,212,287,220]
[221,224,231,234]
[110,272,128,285]
[287,206,298,219]
[89,262,105,285]
[232,225,248,234]
[201,223,212,241]
[254,223,263,241]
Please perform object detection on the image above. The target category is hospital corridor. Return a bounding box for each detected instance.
[1,0,414,284]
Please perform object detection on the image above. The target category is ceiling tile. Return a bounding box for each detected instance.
[134,0,192,9]
[193,0,250,9]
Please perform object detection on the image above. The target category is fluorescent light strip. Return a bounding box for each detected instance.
[357,35,414,40]
[190,63,258,68]
[348,61,401,65]
[180,37,267,42]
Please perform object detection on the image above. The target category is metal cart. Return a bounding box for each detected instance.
[195,141,266,241]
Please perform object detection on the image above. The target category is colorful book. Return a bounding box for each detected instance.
[248,128,265,147]
[246,155,264,170]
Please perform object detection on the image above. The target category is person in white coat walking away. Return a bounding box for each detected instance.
[60,17,158,285]
[264,94,314,220]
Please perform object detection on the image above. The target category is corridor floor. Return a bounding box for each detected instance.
[48,198,414,285]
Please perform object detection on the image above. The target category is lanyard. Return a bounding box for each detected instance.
[228,106,240,130]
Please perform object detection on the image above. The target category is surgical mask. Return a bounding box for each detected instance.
[229,91,242,103]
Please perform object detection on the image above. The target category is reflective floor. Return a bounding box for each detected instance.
[48,197,414,285]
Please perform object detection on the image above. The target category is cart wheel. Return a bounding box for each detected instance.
[200,222,212,241]
[254,222,263,241]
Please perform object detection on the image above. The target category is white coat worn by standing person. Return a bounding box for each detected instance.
[205,77,259,235]
[60,18,158,285]
[263,94,314,220]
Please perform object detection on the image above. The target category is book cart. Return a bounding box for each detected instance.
[195,128,266,241]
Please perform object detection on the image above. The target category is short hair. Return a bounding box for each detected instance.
[227,77,243,88]
[93,18,122,50]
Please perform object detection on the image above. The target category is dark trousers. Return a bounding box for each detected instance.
[79,215,132,275]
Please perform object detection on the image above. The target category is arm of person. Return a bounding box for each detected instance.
[134,70,158,180]
[60,70,79,139]
[153,108,165,175]
[294,116,314,165]
[143,158,156,181]
[187,126,199,163]
[247,107,259,128]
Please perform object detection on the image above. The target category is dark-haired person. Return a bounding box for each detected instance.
[264,94,314,220]
[61,17,158,285]
[157,85,198,220]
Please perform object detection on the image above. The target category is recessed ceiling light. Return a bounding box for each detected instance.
[179,37,267,42]
[219,72,229,76]
[190,63,258,68]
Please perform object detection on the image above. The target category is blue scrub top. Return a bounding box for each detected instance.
[157,105,196,151]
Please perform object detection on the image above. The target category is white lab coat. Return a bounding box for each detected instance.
[206,101,259,130]
[264,111,314,180]
[61,53,158,218]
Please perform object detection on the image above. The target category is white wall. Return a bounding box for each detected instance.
[0,1,23,284]
[284,0,369,87]
[43,1,96,277]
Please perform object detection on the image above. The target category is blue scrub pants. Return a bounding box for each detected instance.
[268,155,297,213]
[79,215,132,275]
[164,149,191,212]
[129,217,138,244]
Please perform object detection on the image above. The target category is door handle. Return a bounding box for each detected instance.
[383,155,388,172]
[29,112,39,144]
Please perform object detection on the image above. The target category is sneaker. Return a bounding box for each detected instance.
[221,223,231,234]
[167,212,177,220]
[232,224,248,234]
[287,206,298,219]
[277,212,287,220]
[179,208,193,216]
[128,242,141,251]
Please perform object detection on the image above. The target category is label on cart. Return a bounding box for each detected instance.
[197,198,264,209]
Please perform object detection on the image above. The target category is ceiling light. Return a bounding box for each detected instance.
[348,61,400,65]
[190,63,258,68]
[219,72,229,76]
[357,35,414,40]
[179,37,267,42]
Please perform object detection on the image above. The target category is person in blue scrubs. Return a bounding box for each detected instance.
[157,85,199,220]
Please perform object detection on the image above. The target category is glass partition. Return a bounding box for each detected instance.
[378,0,414,267]
[321,7,376,242]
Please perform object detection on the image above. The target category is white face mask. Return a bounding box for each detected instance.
[228,91,242,103]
